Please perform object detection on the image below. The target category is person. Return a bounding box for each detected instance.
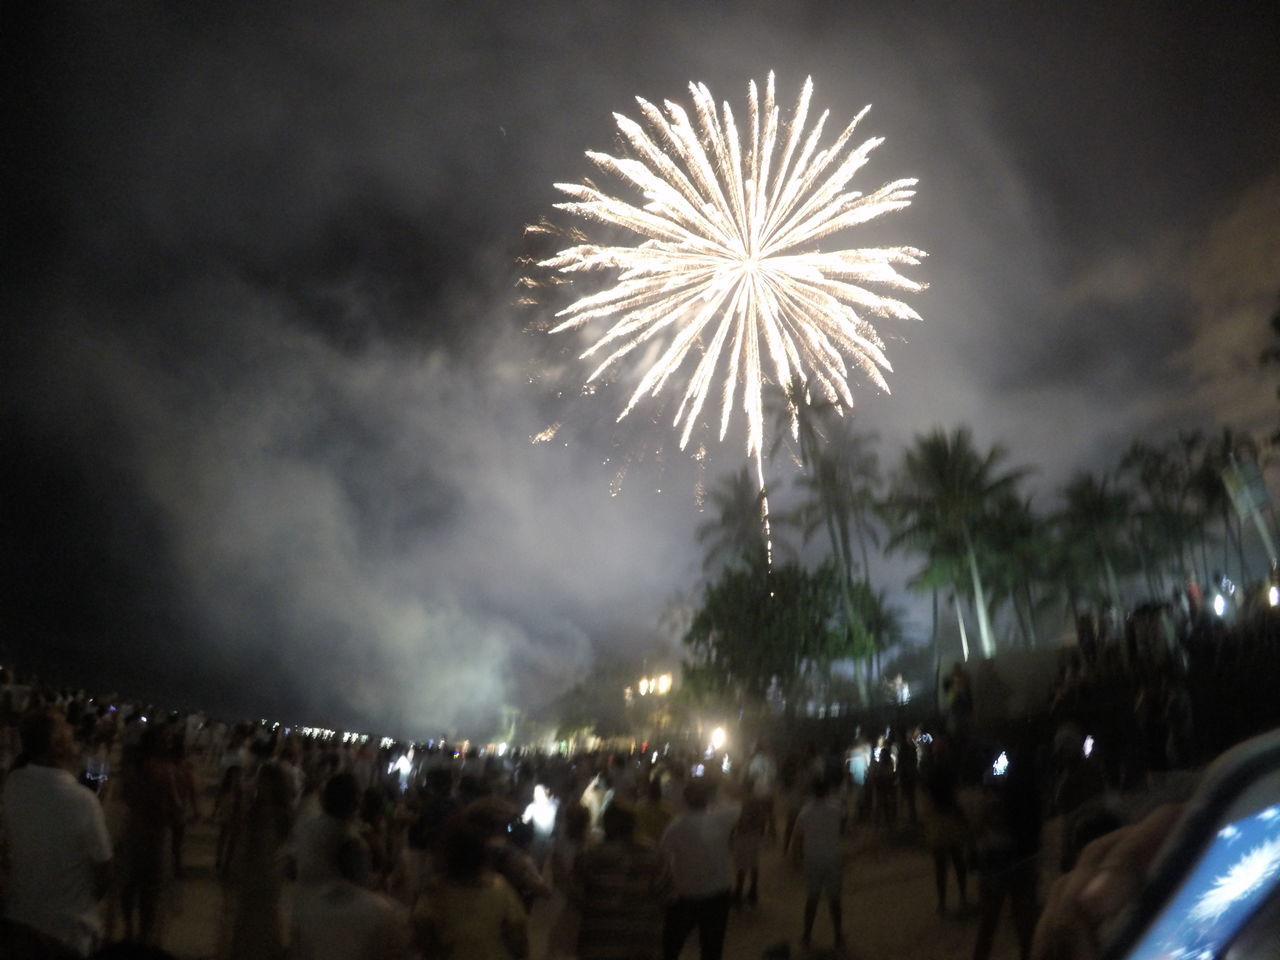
[789,776,846,953]
[634,776,673,848]
[945,663,975,741]
[464,797,552,912]
[1031,805,1183,960]
[413,819,529,959]
[659,777,740,960]
[920,741,970,915]
[291,780,412,960]
[897,731,920,826]
[572,800,673,960]
[212,765,246,879]
[973,745,1042,960]
[168,738,200,879]
[1,710,113,958]
[117,723,180,947]
[405,768,457,903]
[731,779,769,907]
[293,772,371,888]
[545,801,591,960]
[221,763,292,960]
[745,745,778,838]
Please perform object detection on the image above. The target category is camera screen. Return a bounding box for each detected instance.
[1126,803,1280,959]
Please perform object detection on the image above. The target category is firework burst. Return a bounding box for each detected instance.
[537,73,925,481]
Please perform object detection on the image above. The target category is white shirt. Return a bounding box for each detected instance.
[747,752,776,797]
[292,810,367,886]
[793,797,842,866]
[3,764,113,956]
[291,881,410,960]
[660,801,741,898]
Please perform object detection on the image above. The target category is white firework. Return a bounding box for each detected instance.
[1188,834,1280,925]
[539,73,925,480]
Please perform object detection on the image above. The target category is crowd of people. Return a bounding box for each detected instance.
[2,605,1279,960]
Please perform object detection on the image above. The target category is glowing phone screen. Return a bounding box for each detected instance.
[1126,803,1280,960]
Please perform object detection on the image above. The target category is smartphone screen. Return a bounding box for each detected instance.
[1124,773,1280,960]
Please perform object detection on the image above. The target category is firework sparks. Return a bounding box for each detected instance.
[538,73,925,480]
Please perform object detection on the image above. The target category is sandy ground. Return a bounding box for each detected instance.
[147,802,1030,960]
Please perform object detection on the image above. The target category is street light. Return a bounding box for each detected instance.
[638,673,673,696]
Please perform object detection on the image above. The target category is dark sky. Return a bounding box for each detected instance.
[4,1,1279,738]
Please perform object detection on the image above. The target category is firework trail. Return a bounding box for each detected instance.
[537,73,925,532]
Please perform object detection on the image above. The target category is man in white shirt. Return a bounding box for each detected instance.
[789,776,846,953]
[2,710,113,957]
[659,777,740,960]
[746,745,778,837]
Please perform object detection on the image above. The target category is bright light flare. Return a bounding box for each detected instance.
[710,726,727,751]
[538,73,925,478]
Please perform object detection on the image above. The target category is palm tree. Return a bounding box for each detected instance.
[1198,427,1262,583]
[983,494,1055,648]
[883,427,1029,659]
[696,467,775,572]
[1055,471,1132,607]
[849,579,904,687]
[769,381,884,691]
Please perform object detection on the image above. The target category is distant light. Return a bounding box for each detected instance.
[1269,585,1278,607]
[1083,735,1095,758]
[656,673,672,694]
[710,727,726,751]
[497,742,509,757]
[721,754,732,774]
[1213,594,1226,617]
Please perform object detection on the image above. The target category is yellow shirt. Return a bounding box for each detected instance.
[417,875,526,960]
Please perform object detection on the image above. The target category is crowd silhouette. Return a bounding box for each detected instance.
[3,599,1280,960]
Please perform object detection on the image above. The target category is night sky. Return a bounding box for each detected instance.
[4,1,1279,738]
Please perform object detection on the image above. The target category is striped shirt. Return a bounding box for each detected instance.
[573,840,673,960]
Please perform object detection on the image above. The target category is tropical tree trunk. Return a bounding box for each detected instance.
[1101,550,1122,609]
[964,534,997,657]
[1020,584,1040,647]
[954,594,971,663]
[931,588,942,708]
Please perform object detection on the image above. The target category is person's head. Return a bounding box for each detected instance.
[255,763,293,811]
[439,819,490,885]
[683,777,714,811]
[646,775,663,803]
[361,787,385,826]
[425,768,452,796]
[602,800,636,842]
[321,772,361,820]
[19,710,75,765]
[559,802,591,842]
[219,765,243,794]
[464,796,518,839]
